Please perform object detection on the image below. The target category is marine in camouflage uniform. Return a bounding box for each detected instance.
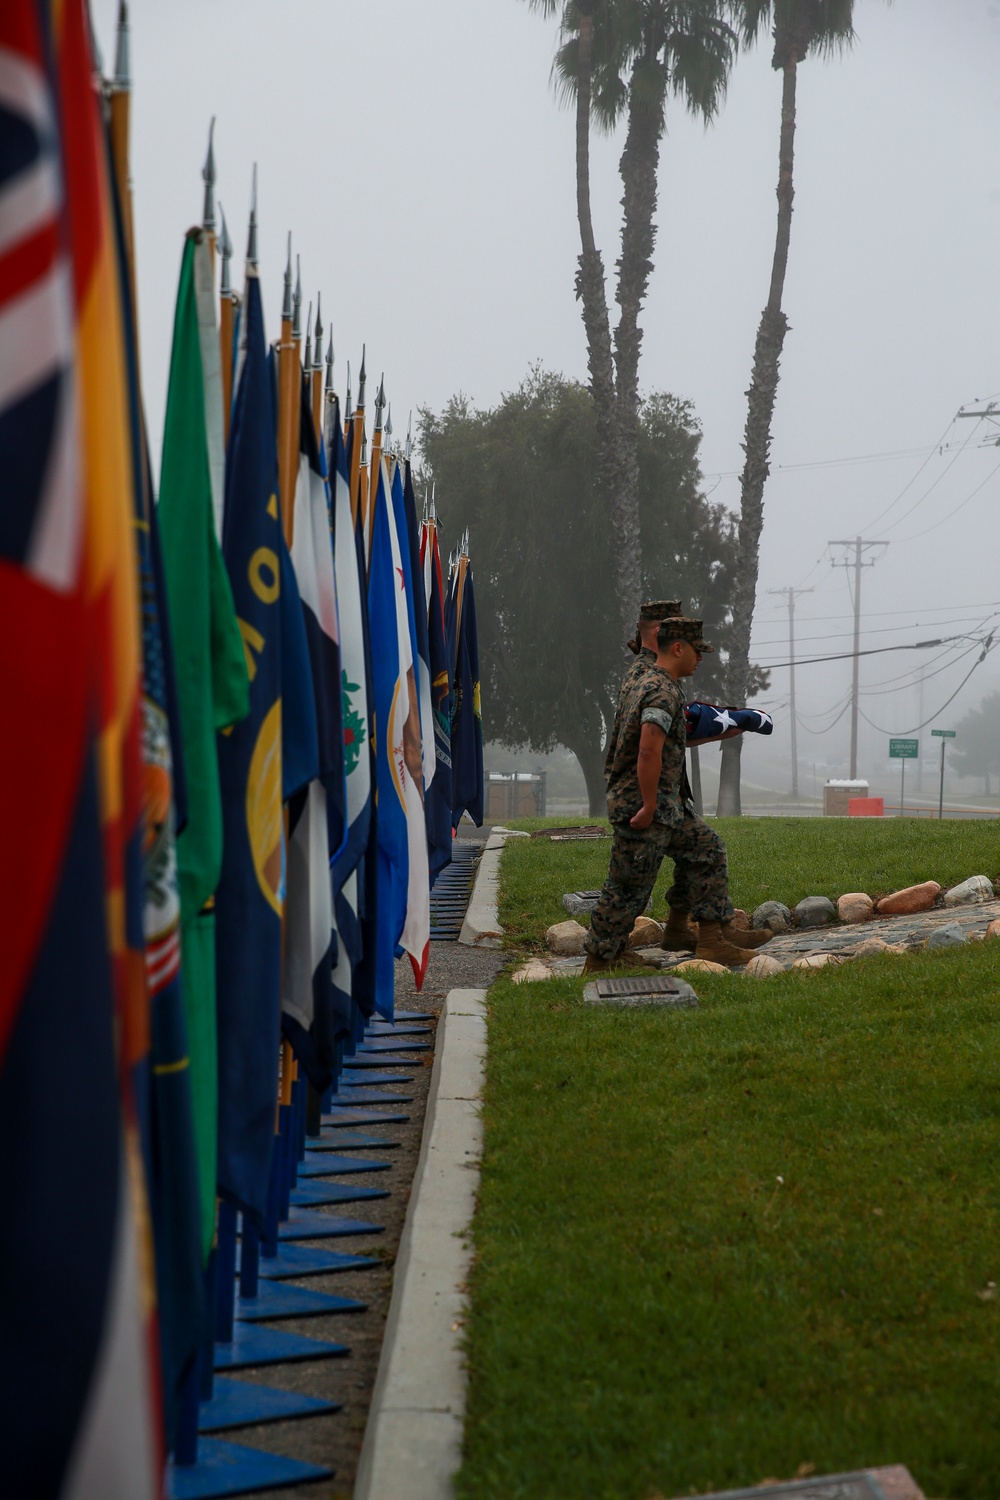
[585,618,733,963]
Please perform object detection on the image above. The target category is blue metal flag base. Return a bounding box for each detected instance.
[290,1179,389,1209]
[339,1069,414,1085]
[307,1130,400,1151]
[337,1053,418,1070]
[235,1279,366,1321]
[246,1242,379,1279]
[296,1151,390,1177]
[277,1209,384,1241]
[321,1108,409,1126]
[212,1321,348,1370]
[357,1037,432,1053]
[197,1377,339,1433]
[364,1022,431,1035]
[167,1436,331,1497]
[327,1087,415,1105]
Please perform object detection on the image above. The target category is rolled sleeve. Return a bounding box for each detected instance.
[641,706,673,735]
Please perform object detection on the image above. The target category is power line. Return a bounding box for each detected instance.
[760,599,1000,625]
[878,421,979,535]
[861,414,958,531]
[754,631,980,670]
[894,455,1000,544]
[856,634,996,735]
[749,611,998,650]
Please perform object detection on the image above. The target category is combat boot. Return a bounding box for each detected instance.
[660,907,698,952]
[693,921,748,968]
[722,923,773,950]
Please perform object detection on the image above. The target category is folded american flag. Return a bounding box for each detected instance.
[686,703,774,738]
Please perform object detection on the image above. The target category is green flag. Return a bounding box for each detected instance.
[158,229,250,1258]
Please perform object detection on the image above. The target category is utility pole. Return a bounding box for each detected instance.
[829,537,889,780]
[768,585,813,799]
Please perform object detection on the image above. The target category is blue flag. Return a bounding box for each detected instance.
[282,379,346,1088]
[422,521,453,883]
[451,566,484,827]
[367,460,412,1017]
[215,274,286,1222]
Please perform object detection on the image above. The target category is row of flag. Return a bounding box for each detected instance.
[0,0,484,1490]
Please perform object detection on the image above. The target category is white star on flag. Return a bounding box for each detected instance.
[755,711,773,729]
[712,709,737,732]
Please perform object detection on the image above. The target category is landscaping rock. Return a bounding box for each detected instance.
[943,874,995,907]
[985,919,1000,941]
[549,956,586,976]
[925,923,967,951]
[853,936,890,957]
[561,890,602,917]
[628,915,664,948]
[545,919,587,956]
[838,892,874,924]
[729,908,751,931]
[795,895,837,928]
[632,947,674,969]
[674,959,729,975]
[744,953,785,978]
[752,900,792,933]
[876,881,940,916]
[511,961,552,985]
[792,952,845,969]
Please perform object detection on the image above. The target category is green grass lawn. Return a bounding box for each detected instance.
[458,826,1000,1500]
[499,817,1000,954]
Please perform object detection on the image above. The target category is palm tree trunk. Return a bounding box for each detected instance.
[572,10,625,640]
[613,58,661,636]
[718,51,798,817]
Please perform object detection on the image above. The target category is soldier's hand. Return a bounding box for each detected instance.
[630,804,655,830]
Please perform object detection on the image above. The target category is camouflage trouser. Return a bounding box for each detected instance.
[585,815,733,960]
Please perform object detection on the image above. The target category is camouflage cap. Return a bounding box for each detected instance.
[658,616,714,654]
[638,599,682,622]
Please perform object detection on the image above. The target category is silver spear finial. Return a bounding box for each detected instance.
[292,255,302,339]
[219,203,232,295]
[202,117,216,233]
[246,164,258,271]
[113,0,130,90]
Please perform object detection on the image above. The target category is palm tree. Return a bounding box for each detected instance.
[716,0,856,815]
[524,0,618,581]
[526,1,737,637]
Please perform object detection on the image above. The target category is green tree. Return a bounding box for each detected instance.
[717,0,858,814]
[523,1,737,638]
[419,369,760,813]
[948,692,1000,797]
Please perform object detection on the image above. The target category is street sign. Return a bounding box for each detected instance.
[932,730,956,819]
[889,738,919,759]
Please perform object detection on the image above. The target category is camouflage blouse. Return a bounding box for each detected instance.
[604,662,688,827]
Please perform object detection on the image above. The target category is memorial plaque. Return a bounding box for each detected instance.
[595,975,680,997]
[671,1468,924,1500]
[583,974,699,1009]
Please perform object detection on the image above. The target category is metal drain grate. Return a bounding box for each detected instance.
[429,842,479,941]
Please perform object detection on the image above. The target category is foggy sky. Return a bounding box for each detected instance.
[90,0,1000,793]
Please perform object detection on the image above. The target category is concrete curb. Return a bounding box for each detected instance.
[458,826,526,948]
[353,989,487,1500]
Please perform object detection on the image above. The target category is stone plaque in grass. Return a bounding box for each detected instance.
[670,1463,925,1499]
[562,890,602,917]
[583,974,698,1008]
